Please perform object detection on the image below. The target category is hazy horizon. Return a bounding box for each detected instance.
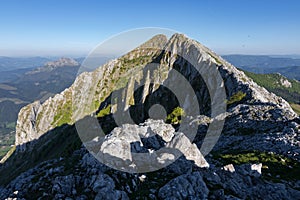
[2,54,300,59]
[1,0,300,57]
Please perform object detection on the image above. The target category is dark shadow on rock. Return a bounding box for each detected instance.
[0,123,81,186]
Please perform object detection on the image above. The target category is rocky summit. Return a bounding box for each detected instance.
[0,34,299,199]
[26,57,80,74]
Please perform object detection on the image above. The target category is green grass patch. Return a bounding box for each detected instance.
[227,91,246,105]
[52,99,72,127]
[213,151,300,182]
[290,103,300,115]
[114,77,129,90]
[166,107,185,124]
[0,145,15,161]
[207,52,222,65]
[97,104,111,118]
[49,90,74,127]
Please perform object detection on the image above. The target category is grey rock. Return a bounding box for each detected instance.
[222,164,235,173]
[52,175,76,196]
[94,119,208,173]
[92,174,115,193]
[250,163,262,176]
[95,190,129,200]
[75,195,88,200]
[90,174,129,200]
[158,172,209,199]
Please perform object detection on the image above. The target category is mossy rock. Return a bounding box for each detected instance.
[166,107,185,124]
[227,91,246,105]
[212,150,300,182]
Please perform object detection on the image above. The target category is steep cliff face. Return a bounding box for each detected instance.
[15,34,296,151]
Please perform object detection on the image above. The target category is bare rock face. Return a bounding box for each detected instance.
[88,119,209,172]
[15,101,41,151]
[158,172,209,199]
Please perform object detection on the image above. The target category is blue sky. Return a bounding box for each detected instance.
[0,0,299,56]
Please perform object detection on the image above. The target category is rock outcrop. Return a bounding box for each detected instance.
[1,145,299,199]
[87,119,209,173]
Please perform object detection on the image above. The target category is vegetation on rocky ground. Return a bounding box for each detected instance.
[51,91,72,127]
[97,104,111,118]
[243,70,300,106]
[166,107,185,124]
[290,103,300,115]
[0,124,82,186]
[213,150,300,182]
[227,91,246,105]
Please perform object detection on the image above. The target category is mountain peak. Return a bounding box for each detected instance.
[44,57,79,68]
[138,34,168,50]
[26,57,79,75]
[164,33,296,113]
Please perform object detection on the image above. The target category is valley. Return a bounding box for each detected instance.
[0,58,81,158]
[224,55,300,81]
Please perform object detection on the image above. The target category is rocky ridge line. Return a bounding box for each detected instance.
[14,33,297,152]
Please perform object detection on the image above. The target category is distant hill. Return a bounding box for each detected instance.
[0,58,81,158]
[223,55,300,80]
[3,58,80,101]
[265,66,300,81]
[242,69,300,114]
[0,57,62,83]
[0,56,54,72]
[0,67,34,83]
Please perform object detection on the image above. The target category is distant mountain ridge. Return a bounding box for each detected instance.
[0,57,57,83]
[223,55,300,80]
[0,58,80,159]
[223,54,300,69]
[0,56,53,72]
[27,57,79,75]
[0,67,34,83]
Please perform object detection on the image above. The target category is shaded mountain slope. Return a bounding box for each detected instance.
[0,58,80,159]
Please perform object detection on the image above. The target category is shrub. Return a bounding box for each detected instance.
[97,104,111,118]
[227,91,246,105]
[166,107,185,124]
